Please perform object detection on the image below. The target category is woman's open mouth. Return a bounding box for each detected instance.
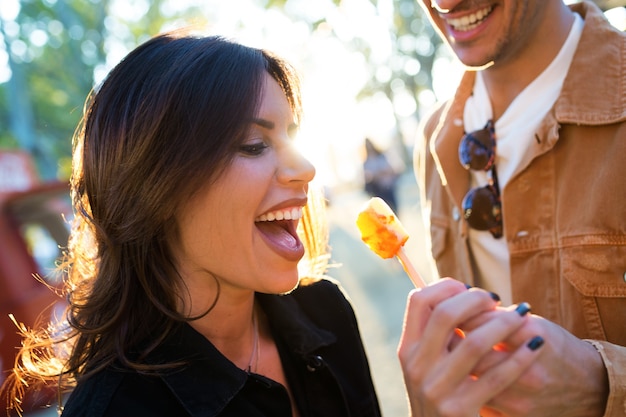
[255,207,305,261]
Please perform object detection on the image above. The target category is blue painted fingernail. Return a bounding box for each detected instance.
[527,336,544,351]
[489,292,501,302]
[464,283,473,289]
[515,302,531,316]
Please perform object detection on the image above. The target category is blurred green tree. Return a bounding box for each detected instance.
[0,0,200,181]
[1,0,108,179]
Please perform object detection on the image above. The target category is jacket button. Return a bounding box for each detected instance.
[452,207,460,221]
[306,355,324,372]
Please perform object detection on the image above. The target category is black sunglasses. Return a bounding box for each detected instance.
[458,120,503,239]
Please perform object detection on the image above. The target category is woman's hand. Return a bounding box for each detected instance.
[398,279,545,417]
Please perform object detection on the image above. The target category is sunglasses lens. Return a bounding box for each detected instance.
[462,185,503,238]
[459,127,495,171]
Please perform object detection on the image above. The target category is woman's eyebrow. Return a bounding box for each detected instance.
[252,119,299,136]
[252,118,275,129]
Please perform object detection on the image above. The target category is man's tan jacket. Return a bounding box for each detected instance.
[414,2,626,415]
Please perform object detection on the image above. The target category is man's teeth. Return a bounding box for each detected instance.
[255,207,303,222]
[447,6,492,32]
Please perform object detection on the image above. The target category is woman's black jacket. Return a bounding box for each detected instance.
[60,278,382,417]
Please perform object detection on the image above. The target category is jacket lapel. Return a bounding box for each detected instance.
[431,71,475,212]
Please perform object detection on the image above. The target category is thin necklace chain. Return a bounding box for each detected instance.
[246,309,260,374]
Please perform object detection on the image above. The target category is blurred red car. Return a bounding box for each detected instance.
[0,150,70,413]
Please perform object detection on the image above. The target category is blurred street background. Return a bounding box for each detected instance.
[326,173,433,417]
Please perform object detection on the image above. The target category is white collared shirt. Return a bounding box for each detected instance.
[462,13,583,305]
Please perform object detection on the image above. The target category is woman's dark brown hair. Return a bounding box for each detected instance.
[1,29,329,415]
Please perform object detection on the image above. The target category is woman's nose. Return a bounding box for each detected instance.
[277,144,316,185]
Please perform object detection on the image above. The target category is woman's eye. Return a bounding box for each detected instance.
[239,142,269,156]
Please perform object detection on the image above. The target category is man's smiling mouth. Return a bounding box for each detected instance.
[446,6,493,32]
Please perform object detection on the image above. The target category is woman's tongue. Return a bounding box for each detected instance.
[256,221,303,259]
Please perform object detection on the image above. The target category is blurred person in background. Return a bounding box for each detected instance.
[402,0,626,416]
[1,31,383,417]
[362,137,400,213]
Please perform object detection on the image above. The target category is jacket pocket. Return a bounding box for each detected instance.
[561,238,626,344]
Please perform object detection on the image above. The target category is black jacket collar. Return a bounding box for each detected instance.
[145,291,337,417]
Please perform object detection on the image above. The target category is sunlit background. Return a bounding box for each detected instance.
[1,1,625,416]
[1,0,624,190]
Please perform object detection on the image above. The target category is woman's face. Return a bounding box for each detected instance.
[174,72,315,300]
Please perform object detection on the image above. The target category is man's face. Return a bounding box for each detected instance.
[420,0,543,68]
